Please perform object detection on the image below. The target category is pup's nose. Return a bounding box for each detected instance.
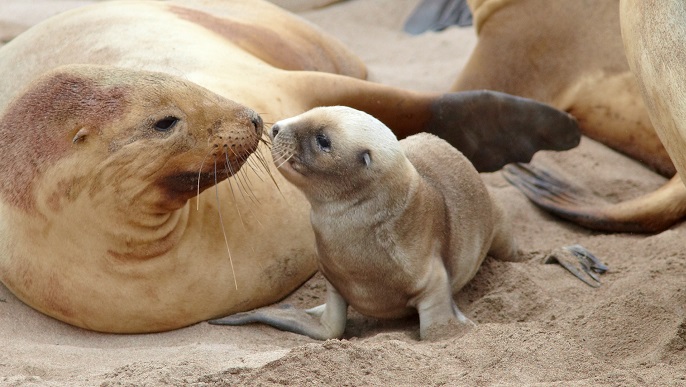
[271,123,281,139]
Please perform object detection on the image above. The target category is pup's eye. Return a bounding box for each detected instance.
[154,117,179,132]
[316,134,331,152]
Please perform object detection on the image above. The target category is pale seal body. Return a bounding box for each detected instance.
[0,0,578,332]
[459,0,686,233]
[211,106,517,340]
[620,1,686,181]
[456,0,665,174]
[0,65,264,332]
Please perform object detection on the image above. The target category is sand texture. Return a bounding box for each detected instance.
[1,0,685,385]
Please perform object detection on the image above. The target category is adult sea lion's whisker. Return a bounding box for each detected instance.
[227,154,261,211]
[225,153,251,203]
[248,147,271,176]
[245,156,266,182]
[239,168,262,205]
[257,148,287,199]
[255,147,275,174]
[222,155,248,229]
[229,148,262,205]
[226,156,265,228]
[196,149,213,211]
[237,149,263,179]
[260,130,273,146]
[214,160,239,291]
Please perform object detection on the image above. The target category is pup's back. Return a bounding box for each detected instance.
[400,133,517,291]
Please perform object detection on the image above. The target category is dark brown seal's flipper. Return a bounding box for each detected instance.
[291,71,581,172]
[425,91,580,172]
[403,0,472,35]
[503,163,686,233]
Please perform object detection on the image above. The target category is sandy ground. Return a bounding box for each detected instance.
[1,0,685,385]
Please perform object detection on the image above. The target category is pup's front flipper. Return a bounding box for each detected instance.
[208,281,348,340]
[544,245,609,288]
[415,263,475,341]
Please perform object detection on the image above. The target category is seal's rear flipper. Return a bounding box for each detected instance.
[428,92,580,172]
[404,0,473,35]
[503,163,686,233]
[544,245,608,288]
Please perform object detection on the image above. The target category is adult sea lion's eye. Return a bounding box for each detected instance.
[316,134,331,152]
[154,116,179,132]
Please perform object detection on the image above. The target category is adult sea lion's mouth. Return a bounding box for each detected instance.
[161,161,244,196]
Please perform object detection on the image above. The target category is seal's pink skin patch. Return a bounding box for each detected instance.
[0,72,128,212]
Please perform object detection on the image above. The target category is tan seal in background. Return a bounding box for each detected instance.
[269,0,344,12]
[0,0,578,333]
[620,1,686,186]
[210,106,519,340]
[457,0,686,232]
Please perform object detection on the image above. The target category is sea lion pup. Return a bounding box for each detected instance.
[0,0,580,332]
[456,0,686,233]
[210,106,518,340]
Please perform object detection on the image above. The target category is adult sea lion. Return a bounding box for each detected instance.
[0,64,264,332]
[456,0,686,233]
[0,0,579,333]
[210,106,519,340]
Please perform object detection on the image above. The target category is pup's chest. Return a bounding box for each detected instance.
[315,230,421,319]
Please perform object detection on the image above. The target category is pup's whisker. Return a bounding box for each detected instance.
[275,153,295,170]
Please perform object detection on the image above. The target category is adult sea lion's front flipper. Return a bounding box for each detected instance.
[503,163,686,233]
[427,91,581,172]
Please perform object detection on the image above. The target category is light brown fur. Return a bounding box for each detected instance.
[0,65,263,332]
[463,0,686,232]
[617,1,686,230]
[0,0,578,332]
[458,0,665,174]
[211,107,517,340]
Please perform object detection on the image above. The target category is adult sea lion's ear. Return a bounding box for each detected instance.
[72,127,89,144]
[427,90,580,172]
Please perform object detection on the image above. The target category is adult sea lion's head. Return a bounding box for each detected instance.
[0,64,263,217]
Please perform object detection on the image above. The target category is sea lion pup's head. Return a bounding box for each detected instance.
[0,64,263,216]
[269,106,411,203]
